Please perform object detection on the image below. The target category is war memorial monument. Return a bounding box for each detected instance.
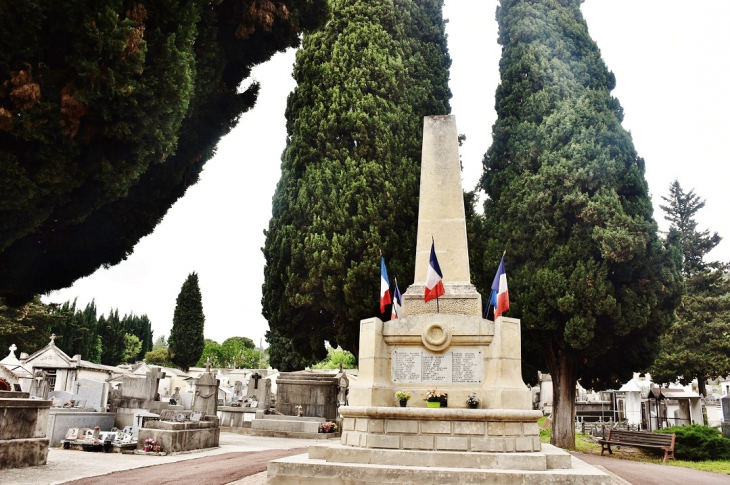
[265,116,609,483]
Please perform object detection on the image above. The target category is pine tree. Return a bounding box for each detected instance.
[98,309,126,366]
[479,0,682,447]
[169,272,205,371]
[0,0,328,304]
[262,0,451,370]
[650,181,730,397]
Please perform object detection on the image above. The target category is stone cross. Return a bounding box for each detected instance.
[205,357,212,373]
[49,333,56,344]
[251,372,262,390]
[146,367,166,401]
[8,344,17,354]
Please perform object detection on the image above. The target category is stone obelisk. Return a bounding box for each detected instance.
[402,115,482,316]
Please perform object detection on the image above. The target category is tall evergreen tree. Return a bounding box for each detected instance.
[262,0,451,370]
[650,181,730,397]
[98,309,126,366]
[169,272,205,371]
[0,0,328,305]
[479,0,681,447]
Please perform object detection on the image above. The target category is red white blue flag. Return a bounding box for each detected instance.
[392,281,403,320]
[380,256,392,313]
[425,241,445,303]
[490,255,509,318]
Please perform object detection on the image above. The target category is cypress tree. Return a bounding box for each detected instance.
[0,0,328,304]
[480,0,682,447]
[650,181,730,397]
[169,272,205,371]
[98,309,126,366]
[262,0,451,369]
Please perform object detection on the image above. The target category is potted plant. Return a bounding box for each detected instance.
[395,391,411,407]
[144,438,155,452]
[425,390,447,408]
[466,393,480,409]
[318,421,339,433]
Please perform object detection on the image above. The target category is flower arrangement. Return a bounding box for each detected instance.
[466,393,480,407]
[144,438,155,452]
[395,391,411,402]
[319,422,339,433]
[153,444,161,452]
[424,390,447,403]
[94,426,100,430]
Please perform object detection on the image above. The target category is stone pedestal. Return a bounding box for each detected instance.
[193,369,219,418]
[0,392,51,469]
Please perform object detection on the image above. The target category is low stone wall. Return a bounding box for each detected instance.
[137,417,220,453]
[47,409,116,446]
[218,406,257,428]
[340,406,542,453]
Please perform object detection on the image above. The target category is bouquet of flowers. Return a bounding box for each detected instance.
[144,437,155,452]
[424,390,447,403]
[466,393,480,406]
[395,391,411,402]
[319,422,339,433]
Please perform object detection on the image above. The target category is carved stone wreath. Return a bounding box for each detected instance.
[422,322,451,351]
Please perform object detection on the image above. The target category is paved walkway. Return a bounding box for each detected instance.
[571,452,730,485]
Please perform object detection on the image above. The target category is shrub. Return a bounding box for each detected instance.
[655,425,730,461]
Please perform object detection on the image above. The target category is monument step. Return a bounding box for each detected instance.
[267,451,610,485]
[308,443,573,471]
[251,419,322,434]
[261,415,326,423]
[225,428,340,440]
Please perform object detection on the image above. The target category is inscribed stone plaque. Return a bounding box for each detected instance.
[391,348,482,384]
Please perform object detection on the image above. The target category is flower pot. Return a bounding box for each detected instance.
[399,400,408,407]
[468,402,478,409]
[427,401,441,408]
[144,445,151,452]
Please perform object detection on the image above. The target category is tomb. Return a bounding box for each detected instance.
[136,362,220,453]
[266,116,609,484]
[0,390,51,469]
[110,366,182,430]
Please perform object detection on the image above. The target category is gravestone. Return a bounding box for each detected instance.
[73,378,108,411]
[722,395,730,438]
[244,373,272,409]
[48,390,73,406]
[192,362,219,417]
[29,370,50,399]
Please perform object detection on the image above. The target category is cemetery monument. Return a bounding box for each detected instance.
[266,116,609,484]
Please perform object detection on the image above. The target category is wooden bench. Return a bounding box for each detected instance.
[599,429,676,463]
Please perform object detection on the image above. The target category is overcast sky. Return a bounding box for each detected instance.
[46,0,730,350]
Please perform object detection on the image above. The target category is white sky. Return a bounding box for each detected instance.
[45,0,730,349]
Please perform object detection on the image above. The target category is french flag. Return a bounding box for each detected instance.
[424,241,445,302]
[380,256,392,313]
[490,255,509,319]
[392,281,403,319]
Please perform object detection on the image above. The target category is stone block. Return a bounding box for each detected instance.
[504,437,516,452]
[435,436,469,451]
[355,419,369,432]
[368,419,384,433]
[402,435,434,450]
[343,418,355,431]
[0,438,49,469]
[471,437,504,452]
[515,437,534,452]
[421,420,451,434]
[453,421,485,435]
[487,422,505,436]
[345,432,362,446]
[385,419,418,434]
[523,421,539,436]
[504,422,522,436]
[366,433,400,449]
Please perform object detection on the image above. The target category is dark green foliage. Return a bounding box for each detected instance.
[262,0,451,368]
[169,272,205,371]
[479,0,682,446]
[655,425,730,461]
[0,296,68,355]
[650,182,730,396]
[98,310,126,366]
[0,0,329,304]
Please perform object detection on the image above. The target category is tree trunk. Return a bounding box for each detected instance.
[697,375,707,398]
[547,343,577,449]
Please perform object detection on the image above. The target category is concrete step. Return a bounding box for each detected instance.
[267,452,610,485]
[223,428,340,440]
[308,443,573,471]
[261,415,326,423]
